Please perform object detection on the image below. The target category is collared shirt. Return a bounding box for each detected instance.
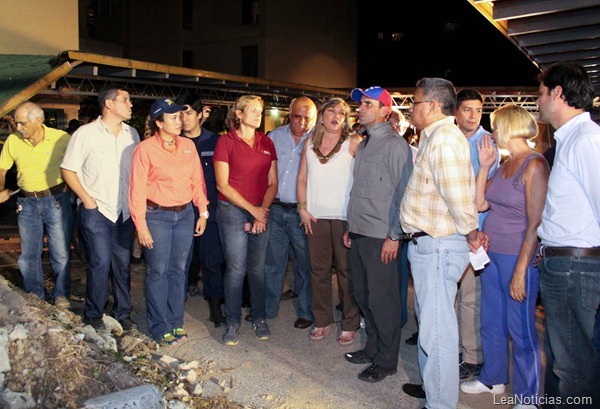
[0,125,70,192]
[213,129,277,205]
[401,116,478,237]
[466,125,499,229]
[129,134,208,232]
[347,121,413,240]
[61,117,140,222]
[538,112,600,247]
[268,124,309,203]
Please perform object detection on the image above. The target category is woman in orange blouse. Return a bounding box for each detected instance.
[129,98,209,346]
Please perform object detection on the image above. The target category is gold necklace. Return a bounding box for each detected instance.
[160,136,175,146]
[312,137,344,164]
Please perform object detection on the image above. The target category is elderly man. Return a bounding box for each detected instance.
[0,101,72,308]
[264,96,317,329]
[61,86,140,331]
[400,78,484,409]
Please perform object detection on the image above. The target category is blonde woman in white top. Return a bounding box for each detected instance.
[297,97,362,345]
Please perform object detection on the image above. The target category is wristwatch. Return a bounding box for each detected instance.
[199,211,209,219]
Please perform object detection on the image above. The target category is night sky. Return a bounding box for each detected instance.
[356,1,541,90]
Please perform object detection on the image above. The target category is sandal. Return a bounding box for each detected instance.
[161,332,177,346]
[338,330,355,346]
[310,324,331,341]
[172,328,188,340]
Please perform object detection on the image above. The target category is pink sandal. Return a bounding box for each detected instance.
[338,330,355,346]
[310,325,331,341]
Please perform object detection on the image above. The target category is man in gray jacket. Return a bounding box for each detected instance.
[343,86,413,382]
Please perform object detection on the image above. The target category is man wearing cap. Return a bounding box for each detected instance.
[0,101,72,308]
[61,86,140,331]
[343,86,413,382]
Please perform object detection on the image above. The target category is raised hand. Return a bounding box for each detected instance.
[477,134,497,170]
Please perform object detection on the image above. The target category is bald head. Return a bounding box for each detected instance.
[14,101,45,142]
[289,96,317,138]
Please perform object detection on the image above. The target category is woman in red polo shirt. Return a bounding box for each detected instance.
[129,98,209,346]
[214,95,278,346]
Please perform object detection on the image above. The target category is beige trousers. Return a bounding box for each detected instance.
[456,264,483,365]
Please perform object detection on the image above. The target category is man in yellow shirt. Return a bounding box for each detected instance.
[0,101,72,308]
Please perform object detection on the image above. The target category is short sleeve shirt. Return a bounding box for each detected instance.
[0,125,70,192]
[213,129,277,205]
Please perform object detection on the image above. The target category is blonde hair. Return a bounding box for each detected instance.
[490,104,538,147]
[226,95,263,131]
[310,98,352,148]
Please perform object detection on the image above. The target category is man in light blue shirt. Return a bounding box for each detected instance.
[536,62,600,407]
[454,89,499,381]
[264,96,317,328]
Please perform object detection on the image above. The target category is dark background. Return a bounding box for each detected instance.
[356,1,541,90]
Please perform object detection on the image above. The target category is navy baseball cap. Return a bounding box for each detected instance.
[150,98,187,120]
[351,86,393,108]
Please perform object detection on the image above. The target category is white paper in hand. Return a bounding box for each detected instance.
[470,246,490,270]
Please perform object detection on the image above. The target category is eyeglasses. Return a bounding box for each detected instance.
[410,100,433,109]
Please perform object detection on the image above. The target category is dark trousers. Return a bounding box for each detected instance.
[350,236,402,369]
[186,219,225,299]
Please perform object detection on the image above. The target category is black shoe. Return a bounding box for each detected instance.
[294,317,313,329]
[358,363,397,383]
[280,289,298,300]
[403,383,426,399]
[344,349,372,364]
[405,331,418,345]
[208,298,226,328]
[459,360,483,380]
[85,316,105,331]
[119,317,138,331]
[188,285,201,297]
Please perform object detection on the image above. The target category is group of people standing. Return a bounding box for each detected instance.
[0,60,598,409]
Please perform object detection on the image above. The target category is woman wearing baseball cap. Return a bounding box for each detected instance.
[129,98,209,346]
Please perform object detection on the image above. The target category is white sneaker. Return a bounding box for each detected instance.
[460,379,505,395]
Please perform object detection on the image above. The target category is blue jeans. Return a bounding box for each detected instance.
[408,234,469,409]
[78,205,134,320]
[539,255,600,408]
[264,205,313,321]
[480,252,541,398]
[17,192,72,300]
[218,201,270,325]
[143,204,194,340]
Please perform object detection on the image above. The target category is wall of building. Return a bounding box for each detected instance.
[0,0,78,55]
[84,0,356,89]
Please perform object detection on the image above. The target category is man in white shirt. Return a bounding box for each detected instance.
[61,86,140,331]
[536,62,600,407]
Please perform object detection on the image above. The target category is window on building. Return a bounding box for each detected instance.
[182,50,194,68]
[96,0,121,17]
[241,46,258,77]
[182,0,193,31]
[242,0,260,25]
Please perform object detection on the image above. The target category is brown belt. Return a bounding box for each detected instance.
[20,183,66,198]
[540,245,600,258]
[146,199,190,212]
